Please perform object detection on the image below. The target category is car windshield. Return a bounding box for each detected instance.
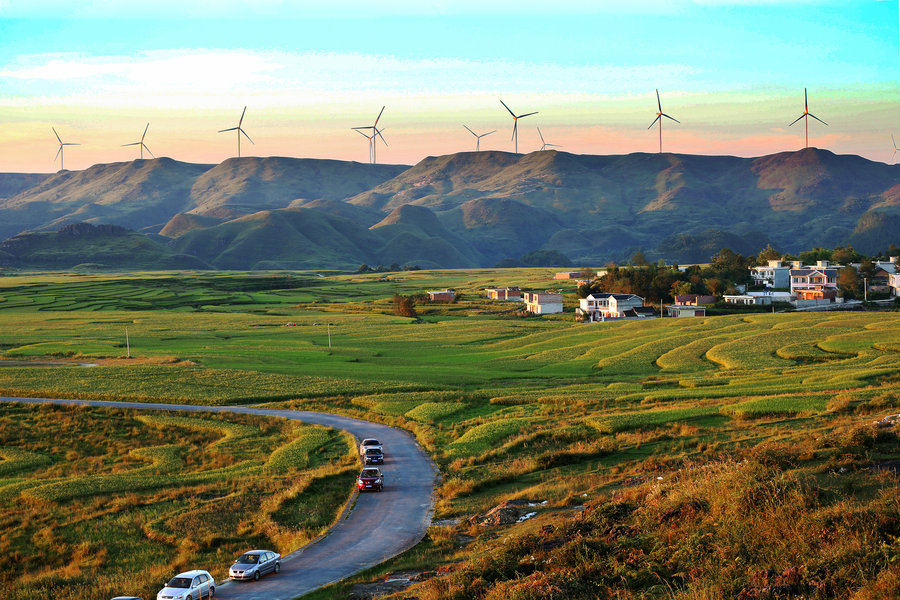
[363,439,379,445]
[365,448,381,454]
[361,469,379,477]
[236,554,260,564]
[167,577,192,588]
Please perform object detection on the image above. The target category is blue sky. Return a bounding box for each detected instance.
[1,0,897,171]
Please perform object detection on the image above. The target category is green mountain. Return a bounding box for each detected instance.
[2,148,898,269]
[186,157,408,220]
[0,222,209,270]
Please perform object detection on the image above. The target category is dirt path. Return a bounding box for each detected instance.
[0,397,438,600]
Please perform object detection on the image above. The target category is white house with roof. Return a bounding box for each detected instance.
[523,291,563,315]
[577,293,645,321]
[751,260,791,289]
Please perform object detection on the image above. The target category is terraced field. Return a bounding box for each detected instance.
[0,271,898,599]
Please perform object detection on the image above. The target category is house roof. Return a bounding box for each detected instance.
[790,269,837,277]
[586,293,641,301]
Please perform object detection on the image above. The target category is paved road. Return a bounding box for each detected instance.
[0,397,438,600]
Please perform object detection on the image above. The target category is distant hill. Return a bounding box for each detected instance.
[1,148,898,269]
[186,157,408,220]
[0,222,209,270]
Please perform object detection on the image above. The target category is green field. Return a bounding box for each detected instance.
[0,270,899,599]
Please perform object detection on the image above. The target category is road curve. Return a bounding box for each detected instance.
[0,397,438,600]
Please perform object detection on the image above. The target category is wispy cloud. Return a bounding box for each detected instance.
[0,49,702,108]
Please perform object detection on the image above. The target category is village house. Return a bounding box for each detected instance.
[554,271,582,280]
[674,294,716,305]
[427,289,455,302]
[577,293,646,321]
[523,291,563,315]
[790,262,838,300]
[485,287,522,301]
[750,260,791,289]
[890,272,900,298]
[665,304,706,317]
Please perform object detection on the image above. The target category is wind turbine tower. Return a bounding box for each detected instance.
[219,107,254,158]
[123,123,154,159]
[499,99,537,154]
[463,125,495,152]
[52,127,79,171]
[788,88,827,150]
[537,127,561,151]
[648,89,679,154]
[352,106,387,164]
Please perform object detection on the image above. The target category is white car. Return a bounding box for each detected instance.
[157,570,215,600]
[359,438,383,455]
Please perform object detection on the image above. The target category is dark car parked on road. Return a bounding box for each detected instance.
[363,447,384,464]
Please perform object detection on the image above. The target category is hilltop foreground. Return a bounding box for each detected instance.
[1,148,899,269]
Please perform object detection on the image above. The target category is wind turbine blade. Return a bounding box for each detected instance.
[123,142,141,146]
[141,123,149,142]
[355,129,371,139]
[240,128,255,144]
[484,130,496,136]
[648,115,661,129]
[143,144,155,158]
[519,111,538,118]
[377,130,388,146]
[463,125,477,136]
[892,134,897,149]
[656,89,662,112]
[52,127,62,144]
[662,113,680,124]
[499,99,516,117]
[374,106,385,127]
[511,121,517,141]
[239,106,247,126]
[63,143,80,146]
[538,127,545,144]
[219,127,239,133]
[351,126,372,130]
[807,113,828,126]
[892,148,897,161]
[788,114,804,127]
[54,147,62,161]
[804,88,808,112]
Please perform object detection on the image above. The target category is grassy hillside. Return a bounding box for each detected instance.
[0,271,898,598]
[0,223,210,270]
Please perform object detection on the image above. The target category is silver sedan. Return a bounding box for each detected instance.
[228,550,281,582]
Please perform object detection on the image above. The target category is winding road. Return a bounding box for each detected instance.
[0,397,438,600]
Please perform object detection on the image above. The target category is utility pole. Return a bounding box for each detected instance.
[327,323,332,350]
[863,277,867,302]
[125,326,131,359]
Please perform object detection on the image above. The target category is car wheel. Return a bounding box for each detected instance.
[274,563,281,574]
[254,571,260,581]
[210,586,215,597]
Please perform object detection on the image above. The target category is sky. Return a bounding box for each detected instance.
[0,0,898,172]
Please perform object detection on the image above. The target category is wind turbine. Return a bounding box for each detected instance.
[218,106,254,158]
[537,127,561,151]
[352,106,387,164]
[355,127,388,164]
[499,99,537,154]
[52,127,79,171]
[648,89,679,154]
[891,134,898,163]
[463,125,495,152]
[788,88,827,150]
[123,123,154,159]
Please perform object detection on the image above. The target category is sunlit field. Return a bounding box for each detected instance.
[1,270,899,598]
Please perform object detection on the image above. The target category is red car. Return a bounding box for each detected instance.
[357,467,384,492]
